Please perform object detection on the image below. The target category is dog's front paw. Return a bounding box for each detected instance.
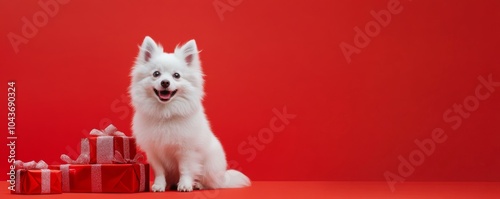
[177,182,193,192]
[152,183,166,192]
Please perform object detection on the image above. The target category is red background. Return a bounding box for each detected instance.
[1,0,499,182]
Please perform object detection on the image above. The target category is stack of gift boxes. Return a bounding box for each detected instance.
[12,124,149,194]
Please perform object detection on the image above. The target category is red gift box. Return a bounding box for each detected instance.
[12,161,62,194]
[49,163,149,193]
[82,124,137,164]
[84,136,137,164]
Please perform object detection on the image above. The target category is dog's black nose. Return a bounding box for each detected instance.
[161,80,170,88]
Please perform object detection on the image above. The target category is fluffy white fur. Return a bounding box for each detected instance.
[129,36,250,192]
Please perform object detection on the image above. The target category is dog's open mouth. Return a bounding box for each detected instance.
[153,88,177,102]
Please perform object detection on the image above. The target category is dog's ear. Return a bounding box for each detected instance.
[175,39,199,67]
[137,36,159,63]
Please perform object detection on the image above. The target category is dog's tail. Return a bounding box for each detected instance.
[222,169,251,188]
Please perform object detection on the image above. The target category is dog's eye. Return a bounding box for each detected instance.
[173,73,181,79]
[153,71,161,77]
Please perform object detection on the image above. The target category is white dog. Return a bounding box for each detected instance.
[129,36,250,192]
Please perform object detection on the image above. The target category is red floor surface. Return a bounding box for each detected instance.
[2,181,500,199]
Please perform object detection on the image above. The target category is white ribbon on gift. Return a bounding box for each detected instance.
[14,160,51,194]
[89,124,125,137]
[60,139,90,164]
[14,160,48,170]
[91,164,102,192]
[96,136,114,163]
[40,169,50,193]
[15,168,20,193]
[139,164,145,192]
[89,124,131,163]
[123,136,130,160]
[59,164,70,192]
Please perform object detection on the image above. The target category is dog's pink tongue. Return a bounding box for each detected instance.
[159,92,171,100]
